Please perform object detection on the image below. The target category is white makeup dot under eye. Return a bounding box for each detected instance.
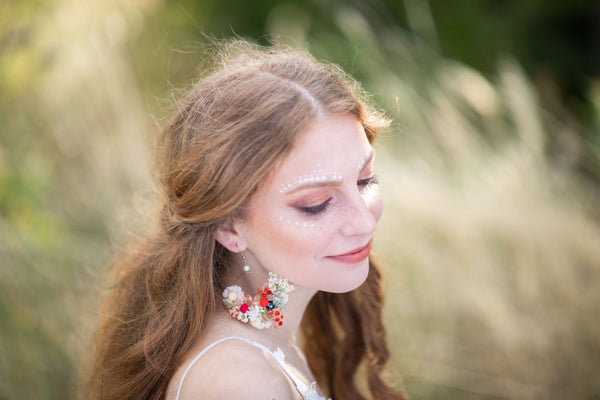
[278,216,314,229]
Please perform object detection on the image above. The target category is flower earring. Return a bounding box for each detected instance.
[222,253,294,329]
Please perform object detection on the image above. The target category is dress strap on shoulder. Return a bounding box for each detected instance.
[174,336,311,400]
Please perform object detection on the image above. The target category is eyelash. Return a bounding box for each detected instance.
[298,198,332,215]
[297,175,379,215]
[358,175,379,189]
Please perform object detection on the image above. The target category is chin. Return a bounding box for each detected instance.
[325,257,370,293]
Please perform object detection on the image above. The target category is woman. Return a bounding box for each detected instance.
[86,43,405,400]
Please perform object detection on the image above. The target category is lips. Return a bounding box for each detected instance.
[326,242,371,264]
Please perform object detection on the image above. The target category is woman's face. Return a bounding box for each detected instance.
[236,112,383,293]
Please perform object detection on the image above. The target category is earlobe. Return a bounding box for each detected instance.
[215,221,247,252]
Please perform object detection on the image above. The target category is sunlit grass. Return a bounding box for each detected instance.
[374,63,600,397]
[368,32,600,400]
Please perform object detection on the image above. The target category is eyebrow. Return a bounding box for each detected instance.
[283,178,343,195]
[282,149,375,195]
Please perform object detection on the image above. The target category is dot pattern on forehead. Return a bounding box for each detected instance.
[357,152,371,171]
[278,216,315,229]
[279,168,342,194]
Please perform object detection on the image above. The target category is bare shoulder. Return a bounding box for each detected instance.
[165,338,300,400]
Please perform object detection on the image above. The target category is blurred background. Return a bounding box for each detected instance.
[1,0,599,399]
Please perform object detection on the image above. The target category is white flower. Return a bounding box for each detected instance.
[223,285,244,306]
[247,306,271,329]
[246,306,261,320]
[268,273,295,294]
[250,318,265,329]
[237,312,249,323]
[280,292,289,306]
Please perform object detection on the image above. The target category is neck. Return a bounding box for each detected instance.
[261,284,317,345]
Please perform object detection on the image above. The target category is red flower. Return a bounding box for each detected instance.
[240,303,249,313]
[260,298,269,307]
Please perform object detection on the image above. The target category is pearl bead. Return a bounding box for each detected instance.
[243,265,250,272]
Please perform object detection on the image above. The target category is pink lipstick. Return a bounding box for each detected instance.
[326,242,371,264]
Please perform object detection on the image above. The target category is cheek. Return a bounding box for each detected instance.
[256,220,334,286]
[259,216,327,257]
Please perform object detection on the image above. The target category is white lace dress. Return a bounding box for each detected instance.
[174,336,331,400]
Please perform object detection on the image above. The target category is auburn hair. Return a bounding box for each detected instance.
[85,42,406,400]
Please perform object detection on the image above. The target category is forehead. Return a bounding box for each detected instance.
[276,113,371,177]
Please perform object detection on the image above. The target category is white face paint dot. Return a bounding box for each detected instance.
[357,151,371,170]
[277,216,315,229]
[279,152,370,192]
[279,166,345,194]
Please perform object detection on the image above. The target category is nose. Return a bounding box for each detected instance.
[339,191,378,238]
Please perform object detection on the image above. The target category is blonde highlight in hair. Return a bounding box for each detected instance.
[85,42,403,400]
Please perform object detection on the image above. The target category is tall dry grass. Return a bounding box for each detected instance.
[0,1,154,398]
[333,7,600,399]
[375,60,600,398]
[1,0,598,399]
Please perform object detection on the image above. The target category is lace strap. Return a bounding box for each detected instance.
[174,336,309,400]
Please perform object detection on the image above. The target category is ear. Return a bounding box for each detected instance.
[215,220,247,252]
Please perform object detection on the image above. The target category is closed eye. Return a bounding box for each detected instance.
[297,198,332,215]
[358,175,379,190]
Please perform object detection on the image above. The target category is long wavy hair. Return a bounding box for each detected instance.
[85,43,405,400]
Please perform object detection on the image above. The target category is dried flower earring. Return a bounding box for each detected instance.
[222,253,294,329]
